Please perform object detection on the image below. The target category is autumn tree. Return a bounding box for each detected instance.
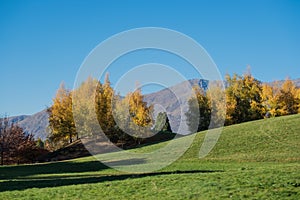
[47,83,76,145]
[277,78,299,115]
[95,73,116,139]
[296,88,300,113]
[206,81,226,128]
[261,82,281,117]
[127,86,153,144]
[72,74,118,142]
[0,116,43,165]
[225,73,264,125]
[112,94,134,143]
[262,79,300,117]
[72,77,99,139]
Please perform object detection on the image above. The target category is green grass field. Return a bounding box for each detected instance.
[1,114,300,199]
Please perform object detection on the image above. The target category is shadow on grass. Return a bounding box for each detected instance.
[0,169,223,192]
[0,158,145,180]
[0,160,108,180]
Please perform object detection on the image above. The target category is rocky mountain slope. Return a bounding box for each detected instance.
[9,110,49,140]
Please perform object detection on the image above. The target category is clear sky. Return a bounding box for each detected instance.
[1,0,300,116]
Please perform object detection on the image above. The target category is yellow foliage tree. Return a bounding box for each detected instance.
[225,73,264,125]
[48,83,76,144]
[206,81,226,128]
[261,82,281,117]
[277,78,299,115]
[128,86,153,144]
[95,73,116,139]
[73,77,99,138]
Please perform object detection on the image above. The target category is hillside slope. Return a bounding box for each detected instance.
[107,113,300,165]
[0,114,299,199]
[185,113,300,162]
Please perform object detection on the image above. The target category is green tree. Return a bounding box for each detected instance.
[153,112,172,133]
[36,138,44,149]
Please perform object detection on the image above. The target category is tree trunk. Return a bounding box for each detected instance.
[1,149,3,166]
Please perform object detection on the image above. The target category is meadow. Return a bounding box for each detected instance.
[0,114,299,199]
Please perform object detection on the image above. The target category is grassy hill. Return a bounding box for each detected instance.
[0,114,299,199]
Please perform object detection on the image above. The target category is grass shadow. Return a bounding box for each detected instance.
[0,169,223,192]
[0,160,107,180]
[0,157,146,180]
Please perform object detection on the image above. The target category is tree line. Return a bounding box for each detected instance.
[186,72,300,132]
[47,74,172,149]
[47,72,300,149]
[3,71,298,165]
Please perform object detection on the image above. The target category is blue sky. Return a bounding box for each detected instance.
[1,0,300,116]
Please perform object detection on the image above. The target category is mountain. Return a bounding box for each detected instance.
[293,78,300,87]
[144,79,206,134]
[9,110,49,140]
[268,78,300,88]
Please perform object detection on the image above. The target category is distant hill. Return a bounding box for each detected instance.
[9,110,49,140]
[293,78,300,87]
[267,78,300,88]
[144,79,206,134]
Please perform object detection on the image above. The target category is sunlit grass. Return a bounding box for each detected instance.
[0,114,299,199]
